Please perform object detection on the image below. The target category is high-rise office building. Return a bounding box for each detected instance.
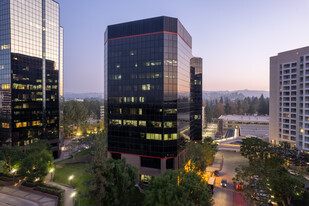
[190,57,203,141]
[270,46,309,151]
[0,0,63,157]
[104,16,202,178]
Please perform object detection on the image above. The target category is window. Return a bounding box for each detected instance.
[123,120,137,126]
[164,122,177,128]
[139,121,146,126]
[141,174,152,184]
[146,133,162,140]
[109,119,122,125]
[164,133,177,140]
[141,157,161,169]
[111,153,121,160]
[142,84,151,91]
[166,158,174,169]
[2,123,9,128]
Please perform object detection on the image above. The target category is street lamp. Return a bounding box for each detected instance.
[78,190,81,206]
[71,191,76,205]
[68,175,74,186]
[49,168,55,181]
[11,169,17,184]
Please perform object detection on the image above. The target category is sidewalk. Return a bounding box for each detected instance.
[206,153,223,173]
[0,186,56,206]
[45,173,75,206]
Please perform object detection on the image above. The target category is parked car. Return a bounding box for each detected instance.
[235,183,243,190]
[288,169,299,176]
[221,178,227,187]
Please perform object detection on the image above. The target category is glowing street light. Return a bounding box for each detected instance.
[71,191,76,198]
[71,191,76,204]
[68,175,74,186]
[49,168,55,181]
[11,169,17,184]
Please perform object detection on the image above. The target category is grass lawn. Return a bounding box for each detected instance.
[54,149,91,166]
[54,163,95,205]
[75,149,91,158]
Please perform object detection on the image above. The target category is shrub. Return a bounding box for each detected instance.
[34,185,64,206]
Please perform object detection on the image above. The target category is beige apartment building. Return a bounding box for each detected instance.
[270,46,309,151]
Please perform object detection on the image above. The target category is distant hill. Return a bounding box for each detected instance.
[203,90,269,101]
[235,90,269,98]
[64,90,269,102]
[64,92,104,100]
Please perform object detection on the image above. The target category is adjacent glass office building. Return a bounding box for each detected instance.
[105,16,202,177]
[0,0,63,157]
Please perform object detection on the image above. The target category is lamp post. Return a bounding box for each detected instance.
[71,191,76,205]
[68,175,74,187]
[49,168,55,182]
[78,190,81,206]
[11,169,17,184]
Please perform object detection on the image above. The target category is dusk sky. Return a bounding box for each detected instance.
[58,0,309,93]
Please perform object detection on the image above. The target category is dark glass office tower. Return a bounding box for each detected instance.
[190,58,203,141]
[105,16,202,178]
[0,0,64,157]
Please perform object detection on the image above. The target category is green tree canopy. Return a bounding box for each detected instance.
[101,159,137,206]
[240,137,273,161]
[186,137,218,171]
[88,132,138,206]
[144,170,213,206]
[234,156,304,206]
[19,148,54,182]
[0,145,24,174]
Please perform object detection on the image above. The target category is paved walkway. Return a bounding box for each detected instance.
[45,173,75,206]
[0,186,56,206]
[48,182,75,206]
[206,153,223,173]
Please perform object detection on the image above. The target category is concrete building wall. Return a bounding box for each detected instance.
[270,46,309,151]
[269,56,280,145]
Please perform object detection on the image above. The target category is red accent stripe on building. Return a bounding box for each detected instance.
[108,151,177,159]
[105,31,192,49]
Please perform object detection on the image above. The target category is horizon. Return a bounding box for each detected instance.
[64,89,270,94]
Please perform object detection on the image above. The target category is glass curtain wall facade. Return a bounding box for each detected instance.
[105,16,202,176]
[0,0,63,157]
[190,58,203,141]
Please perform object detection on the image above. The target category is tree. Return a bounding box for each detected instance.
[101,159,137,206]
[0,160,5,174]
[19,149,54,182]
[89,132,107,205]
[258,94,268,115]
[240,137,272,161]
[64,101,88,126]
[233,156,304,206]
[0,145,24,174]
[224,101,231,114]
[144,170,213,206]
[269,167,304,206]
[186,137,218,171]
[205,103,212,123]
[212,103,224,118]
[88,132,137,206]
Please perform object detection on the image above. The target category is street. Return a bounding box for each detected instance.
[213,150,251,206]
